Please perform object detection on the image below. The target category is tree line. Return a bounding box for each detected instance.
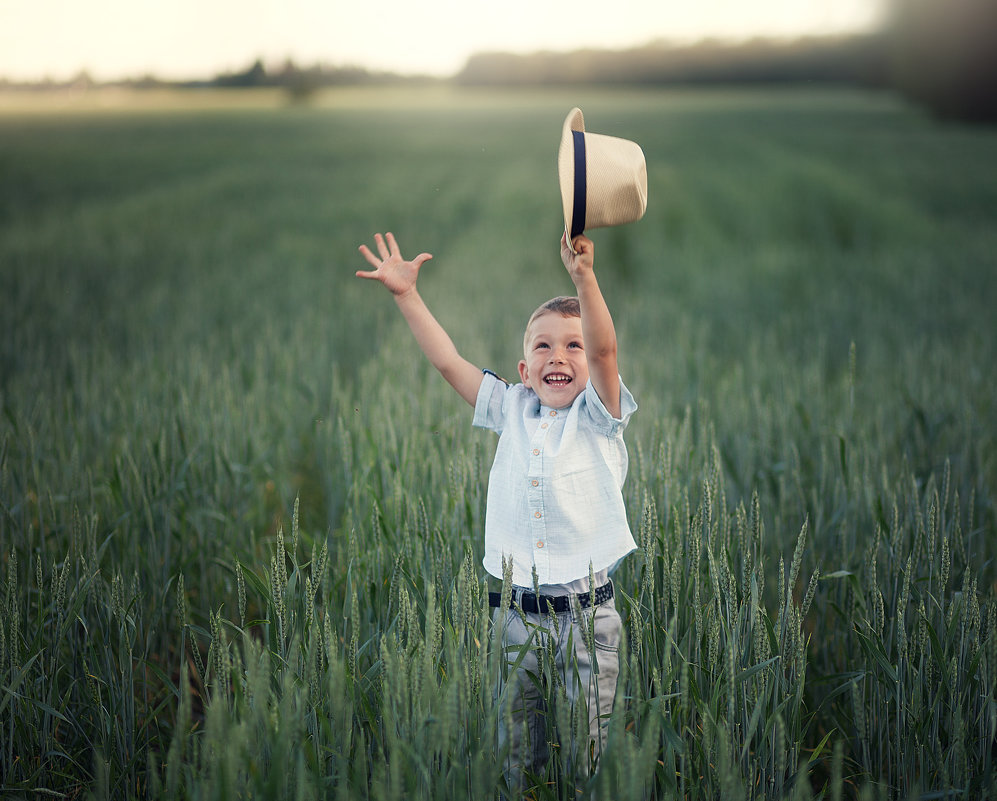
[455,35,889,90]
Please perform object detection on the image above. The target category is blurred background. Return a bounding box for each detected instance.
[2,0,995,122]
[2,2,996,798]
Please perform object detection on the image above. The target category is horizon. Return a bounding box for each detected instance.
[0,31,890,88]
[1,0,889,84]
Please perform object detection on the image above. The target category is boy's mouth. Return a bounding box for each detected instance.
[544,373,572,387]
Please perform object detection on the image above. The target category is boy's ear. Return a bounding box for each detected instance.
[517,359,530,387]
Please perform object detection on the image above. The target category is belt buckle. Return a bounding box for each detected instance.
[518,590,539,614]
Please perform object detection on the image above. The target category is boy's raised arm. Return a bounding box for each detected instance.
[561,233,622,418]
[357,232,483,407]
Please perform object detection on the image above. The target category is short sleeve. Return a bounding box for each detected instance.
[472,371,508,433]
[581,376,637,437]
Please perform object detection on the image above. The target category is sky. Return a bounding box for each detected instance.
[1,0,891,83]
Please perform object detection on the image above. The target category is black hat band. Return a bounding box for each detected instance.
[570,129,587,239]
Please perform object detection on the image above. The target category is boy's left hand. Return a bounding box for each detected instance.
[561,232,594,283]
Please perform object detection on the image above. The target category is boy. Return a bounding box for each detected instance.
[356,229,637,789]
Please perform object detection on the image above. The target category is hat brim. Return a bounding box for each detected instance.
[557,107,585,243]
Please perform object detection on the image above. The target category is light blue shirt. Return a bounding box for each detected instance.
[473,371,638,586]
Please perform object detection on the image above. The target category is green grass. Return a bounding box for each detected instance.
[1,86,995,799]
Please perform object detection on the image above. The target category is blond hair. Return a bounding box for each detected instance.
[523,296,580,353]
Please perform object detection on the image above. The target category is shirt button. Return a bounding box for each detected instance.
[531,479,539,487]
[541,423,548,429]
[549,410,557,417]
[534,511,542,519]
[532,448,540,455]
[536,541,544,548]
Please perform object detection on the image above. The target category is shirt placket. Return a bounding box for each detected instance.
[527,408,560,580]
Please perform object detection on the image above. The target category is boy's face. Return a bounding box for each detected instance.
[518,312,589,409]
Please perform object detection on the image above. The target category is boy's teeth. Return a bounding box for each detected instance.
[545,374,571,385]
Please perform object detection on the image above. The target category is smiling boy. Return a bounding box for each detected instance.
[357,228,637,789]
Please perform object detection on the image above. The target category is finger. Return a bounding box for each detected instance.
[374,233,390,260]
[571,235,591,254]
[355,269,379,280]
[358,244,381,269]
[386,231,402,259]
[411,252,433,269]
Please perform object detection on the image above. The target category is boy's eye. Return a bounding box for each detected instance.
[568,342,582,349]
[535,343,549,350]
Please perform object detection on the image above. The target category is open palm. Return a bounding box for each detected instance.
[356,232,433,297]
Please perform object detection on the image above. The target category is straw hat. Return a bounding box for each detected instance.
[558,107,647,242]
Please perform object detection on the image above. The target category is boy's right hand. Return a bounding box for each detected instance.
[561,232,595,285]
[356,232,433,297]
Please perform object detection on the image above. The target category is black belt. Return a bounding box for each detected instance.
[488,582,613,615]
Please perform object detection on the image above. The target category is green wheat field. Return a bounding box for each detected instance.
[1,86,995,800]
